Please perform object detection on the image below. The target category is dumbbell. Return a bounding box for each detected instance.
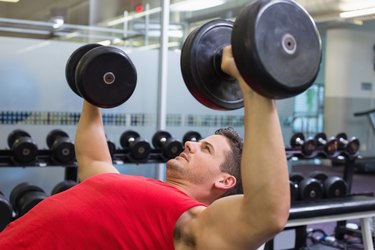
[120,130,151,161]
[289,133,317,156]
[107,139,117,159]
[182,131,202,144]
[290,172,323,201]
[289,172,304,203]
[314,132,338,156]
[7,129,38,164]
[46,129,75,164]
[336,132,360,155]
[65,43,137,108]
[0,190,13,231]
[180,0,321,110]
[51,180,77,195]
[309,171,347,199]
[10,182,48,218]
[152,131,183,160]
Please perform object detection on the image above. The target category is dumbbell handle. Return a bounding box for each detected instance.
[213,49,236,81]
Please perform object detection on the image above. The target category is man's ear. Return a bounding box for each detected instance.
[214,174,236,190]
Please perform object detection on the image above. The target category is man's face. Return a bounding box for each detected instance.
[166,134,231,185]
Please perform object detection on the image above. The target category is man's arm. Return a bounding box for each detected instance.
[75,101,119,181]
[188,46,290,249]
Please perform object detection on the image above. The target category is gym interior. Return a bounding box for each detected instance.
[0,0,375,249]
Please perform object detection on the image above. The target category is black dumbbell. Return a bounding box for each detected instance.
[336,132,360,155]
[107,138,116,159]
[65,44,137,108]
[120,130,151,161]
[7,129,38,164]
[46,129,75,164]
[180,0,321,110]
[51,180,77,195]
[10,182,48,218]
[0,190,13,231]
[289,172,304,202]
[309,171,347,199]
[182,131,202,144]
[152,131,183,160]
[314,132,338,156]
[290,133,317,156]
[290,172,323,201]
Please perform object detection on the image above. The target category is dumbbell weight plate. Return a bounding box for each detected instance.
[163,140,184,160]
[299,178,323,201]
[152,131,173,149]
[7,129,31,148]
[120,130,141,149]
[65,43,103,97]
[180,19,243,110]
[0,191,13,231]
[107,140,116,159]
[290,133,305,148]
[324,176,347,198]
[47,130,75,163]
[12,138,38,164]
[51,180,77,195]
[182,131,202,144]
[232,0,321,99]
[75,46,137,108]
[309,171,328,183]
[129,141,151,160]
[289,172,304,184]
[10,183,46,216]
[46,129,69,149]
[289,180,299,202]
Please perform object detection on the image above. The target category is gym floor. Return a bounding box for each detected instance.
[290,161,375,249]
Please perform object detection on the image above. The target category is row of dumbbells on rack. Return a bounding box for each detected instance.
[1,130,360,166]
[0,129,204,166]
[289,171,348,203]
[287,132,360,159]
[0,180,77,231]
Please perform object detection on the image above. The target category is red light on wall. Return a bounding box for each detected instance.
[135,5,143,12]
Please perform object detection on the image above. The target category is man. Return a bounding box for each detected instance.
[0,46,290,249]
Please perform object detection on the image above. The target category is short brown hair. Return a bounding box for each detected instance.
[215,127,243,197]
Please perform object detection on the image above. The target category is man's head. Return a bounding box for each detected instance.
[166,127,243,203]
[214,127,243,197]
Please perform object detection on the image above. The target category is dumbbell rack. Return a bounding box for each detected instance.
[0,148,182,181]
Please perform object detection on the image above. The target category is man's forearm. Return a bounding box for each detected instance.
[75,101,114,180]
[241,87,290,230]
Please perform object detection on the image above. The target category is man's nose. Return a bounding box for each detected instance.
[184,141,197,153]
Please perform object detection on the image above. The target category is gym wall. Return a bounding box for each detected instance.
[324,29,375,156]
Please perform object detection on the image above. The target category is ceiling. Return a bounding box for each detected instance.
[0,0,375,47]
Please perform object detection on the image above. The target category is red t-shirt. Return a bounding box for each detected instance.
[0,173,205,249]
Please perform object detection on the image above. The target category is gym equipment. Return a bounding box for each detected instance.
[289,172,304,202]
[107,139,116,159]
[314,132,338,156]
[290,172,323,201]
[7,129,38,164]
[51,180,77,195]
[298,177,323,201]
[46,129,75,164]
[120,130,151,161]
[180,0,321,110]
[309,171,347,199]
[336,133,360,155]
[65,43,137,108]
[10,182,48,217]
[182,131,202,144]
[290,133,317,156]
[152,131,183,160]
[0,190,13,231]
